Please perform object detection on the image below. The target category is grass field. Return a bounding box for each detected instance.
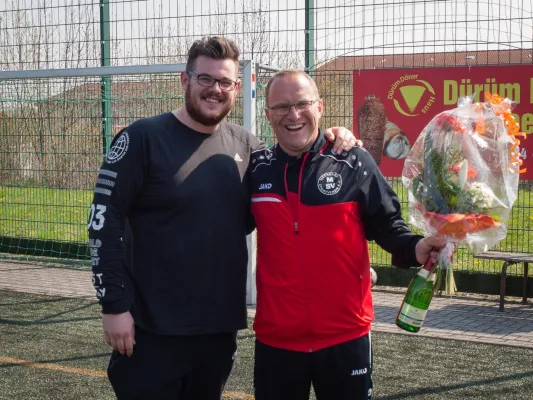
[0,186,92,243]
[1,183,532,274]
[1,289,532,400]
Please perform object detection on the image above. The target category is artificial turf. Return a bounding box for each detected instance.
[1,290,532,399]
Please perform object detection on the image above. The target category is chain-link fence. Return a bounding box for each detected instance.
[1,0,532,276]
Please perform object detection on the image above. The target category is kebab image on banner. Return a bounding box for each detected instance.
[396,93,526,332]
[384,119,411,160]
[357,94,411,164]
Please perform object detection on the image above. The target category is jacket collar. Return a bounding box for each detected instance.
[274,129,327,164]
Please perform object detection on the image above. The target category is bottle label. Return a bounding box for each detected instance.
[397,303,428,328]
[405,287,433,309]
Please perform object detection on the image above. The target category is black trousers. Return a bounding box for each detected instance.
[254,333,373,400]
[107,326,237,400]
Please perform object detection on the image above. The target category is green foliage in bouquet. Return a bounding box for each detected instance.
[411,115,496,218]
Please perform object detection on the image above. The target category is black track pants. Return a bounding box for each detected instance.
[107,327,237,400]
[254,333,373,400]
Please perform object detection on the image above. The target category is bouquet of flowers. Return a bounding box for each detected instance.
[402,93,526,294]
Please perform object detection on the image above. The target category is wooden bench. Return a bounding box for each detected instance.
[473,251,533,311]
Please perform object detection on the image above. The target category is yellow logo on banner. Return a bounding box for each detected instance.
[387,75,436,117]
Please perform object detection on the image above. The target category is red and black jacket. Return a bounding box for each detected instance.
[250,131,422,352]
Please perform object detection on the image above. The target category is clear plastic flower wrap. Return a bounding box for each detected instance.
[402,93,525,293]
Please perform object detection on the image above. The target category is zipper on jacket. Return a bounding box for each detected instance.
[284,150,314,349]
[283,153,309,235]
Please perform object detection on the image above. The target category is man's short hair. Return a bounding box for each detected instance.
[186,37,240,72]
[265,69,320,107]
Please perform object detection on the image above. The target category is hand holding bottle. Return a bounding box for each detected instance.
[415,235,446,265]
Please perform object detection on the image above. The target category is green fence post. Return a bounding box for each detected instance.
[100,0,112,153]
[305,0,315,76]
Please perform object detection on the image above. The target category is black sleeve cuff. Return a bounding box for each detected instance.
[391,235,423,269]
[101,299,130,314]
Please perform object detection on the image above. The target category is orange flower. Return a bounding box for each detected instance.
[448,164,478,178]
[434,113,466,133]
[485,93,526,174]
[424,211,499,240]
[475,119,486,134]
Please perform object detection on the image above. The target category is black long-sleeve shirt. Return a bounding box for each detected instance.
[88,112,263,335]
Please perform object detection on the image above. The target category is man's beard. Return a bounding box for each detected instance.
[185,86,233,127]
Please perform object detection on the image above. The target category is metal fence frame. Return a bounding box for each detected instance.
[1,1,531,286]
[0,60,264,302]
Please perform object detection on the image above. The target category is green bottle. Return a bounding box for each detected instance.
[395,259,437,333]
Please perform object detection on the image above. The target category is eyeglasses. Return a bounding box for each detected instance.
[187,71,239,91]
[266,100,317,116]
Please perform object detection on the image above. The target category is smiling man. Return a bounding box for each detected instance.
[249,70,446,400]
[88,37,359,400]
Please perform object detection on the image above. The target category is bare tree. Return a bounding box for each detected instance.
[0,0,102,189]
[0,0,315,189]
[211,0,302,68]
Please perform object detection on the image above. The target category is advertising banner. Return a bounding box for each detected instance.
[353,65,532,179]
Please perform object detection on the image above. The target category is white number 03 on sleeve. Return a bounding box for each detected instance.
[88,204,107,230]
